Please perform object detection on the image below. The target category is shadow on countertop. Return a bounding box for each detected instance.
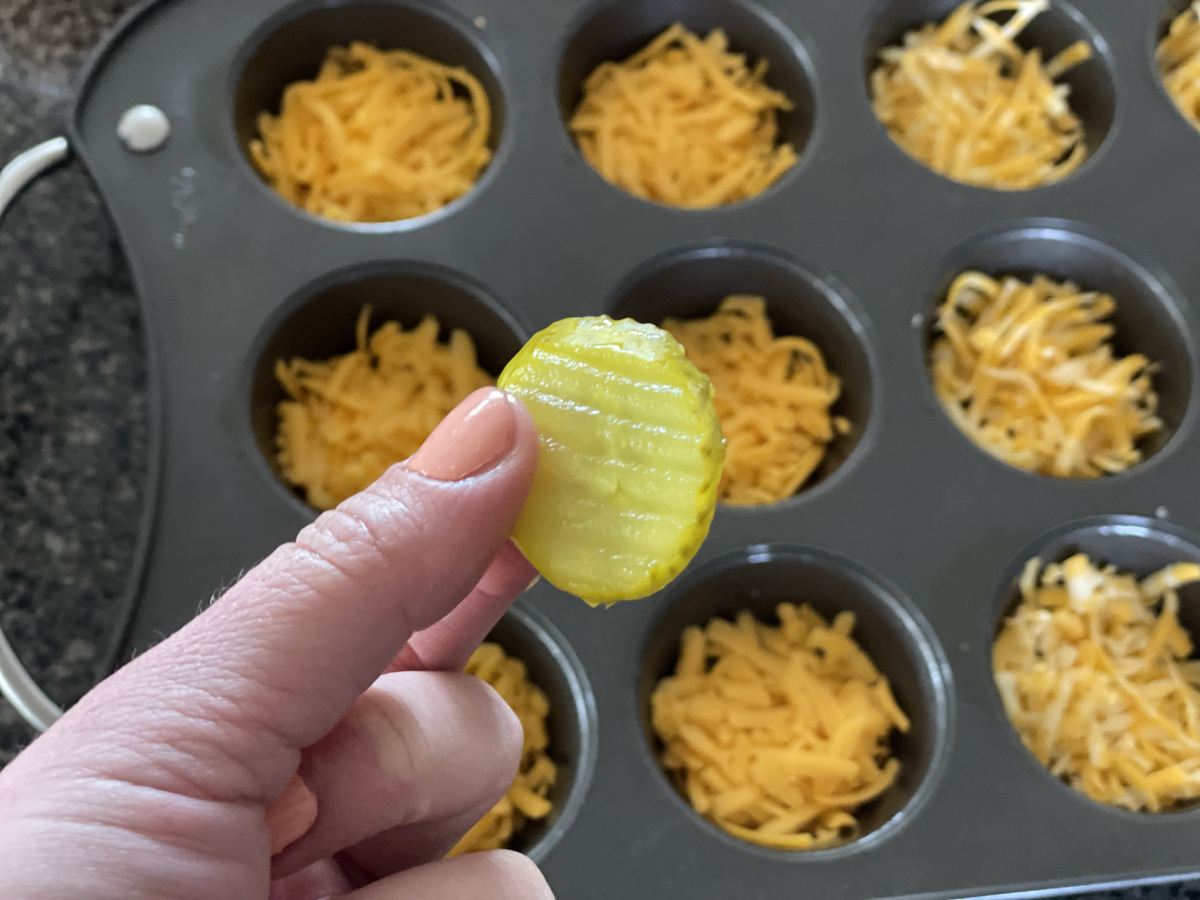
[0,3,1195,899]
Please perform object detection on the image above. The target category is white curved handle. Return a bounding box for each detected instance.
[0,630,60,733]
[0,137,70,222]
[0,137,72,733]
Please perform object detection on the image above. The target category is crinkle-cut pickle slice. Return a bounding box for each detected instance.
[498,317,726,606]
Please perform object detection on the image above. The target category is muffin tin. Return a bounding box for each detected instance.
[26,0,1200,895]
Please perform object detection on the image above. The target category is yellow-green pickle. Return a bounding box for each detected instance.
[499,317,726,605]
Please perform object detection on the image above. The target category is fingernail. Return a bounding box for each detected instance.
[266,773,318,856]
[408,388,518,482]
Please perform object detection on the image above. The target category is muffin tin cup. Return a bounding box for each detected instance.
[986,515,1200,819]
[484,600,600,861]
[862,0,1118,190]
[636,544,953,857]
[609,240,878,500]
[1152,0,1200,139]
[557,0,819,208]
[231,0,510,232]
[27,0,1200,896]
[246,262,528,515]
[918,217,1199,474]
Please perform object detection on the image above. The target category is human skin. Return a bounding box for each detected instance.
[0,388,555,900]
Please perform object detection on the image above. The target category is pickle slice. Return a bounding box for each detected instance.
[498,317,726,605]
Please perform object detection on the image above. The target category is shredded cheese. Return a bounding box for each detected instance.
[651,604,909,850]
[870,0,1092,189]
[274,306,492,509]
[1158,3,1200,131]
[663,296,849,506]
[250,42,491,223]
[929,270,1162,478]
[450,642,558,854]
[994,554,1200,812]
[569,24,798,208]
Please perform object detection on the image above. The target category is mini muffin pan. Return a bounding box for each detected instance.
[44,0,1200,896]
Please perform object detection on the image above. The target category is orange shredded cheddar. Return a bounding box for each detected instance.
[275,306,492,509]
[251,42,491,222]
[870,0,1092,189]
[651,604,909,850]
[994,554,1200,812]
[450,642,558,854]
[930,271,1162,478]
[569,24,798,207]
[663,296,849,505]
[1158,3,1200,131]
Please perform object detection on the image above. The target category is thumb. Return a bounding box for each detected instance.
[6,388,538,810]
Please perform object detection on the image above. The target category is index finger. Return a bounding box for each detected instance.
[384,540,537,675]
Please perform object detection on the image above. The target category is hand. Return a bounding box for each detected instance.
[0,388,554,900]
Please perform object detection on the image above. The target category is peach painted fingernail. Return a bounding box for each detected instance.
[266,773,318,856]
[408,388,518,482]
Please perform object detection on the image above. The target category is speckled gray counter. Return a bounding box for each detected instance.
[0,0,147,763]
[0,0,146,760]
[0,2,1195,897]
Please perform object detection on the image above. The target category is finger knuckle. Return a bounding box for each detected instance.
[341,689,436,821]
[294,478,431,600]
[469,678,524,777]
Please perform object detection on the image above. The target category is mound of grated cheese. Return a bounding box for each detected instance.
[449,642,558,855]
[275,305,492,510]
[994,554,1200,812]
[651,604,910,850]
[929,270,1163,478]
[663,295,850,506]
[250,42,492,223]
[1158,2,1200,132]
[569,23,798,208]
[870,0,1092,190]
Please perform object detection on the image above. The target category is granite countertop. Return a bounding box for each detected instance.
[0,2,1195,897]
[0,0,146,758]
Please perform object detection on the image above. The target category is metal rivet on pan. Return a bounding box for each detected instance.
[474,15,486,28]
[117,104,171,153]
[1156,505,1169,519]
[910,313,924,328]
